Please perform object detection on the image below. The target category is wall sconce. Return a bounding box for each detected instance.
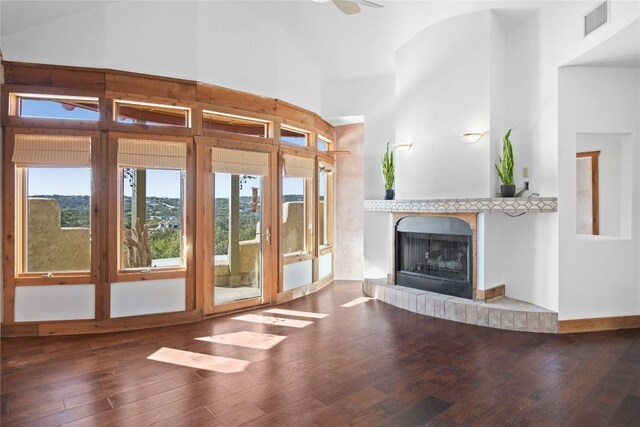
[460,132,485,144]
[393,143,413,152]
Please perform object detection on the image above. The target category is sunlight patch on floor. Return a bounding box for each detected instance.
[195,331,287,350]
[263,308,329,319]
[231,314,313,328]
[147,347,249,373]
[341,297,374,307]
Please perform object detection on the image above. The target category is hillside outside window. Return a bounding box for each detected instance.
[118,138,187,271]
[13,134,92,274]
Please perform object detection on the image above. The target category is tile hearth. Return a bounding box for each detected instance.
[363,278,558,334]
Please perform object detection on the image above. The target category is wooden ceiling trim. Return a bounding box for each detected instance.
[2,61,335,140]
[106,73,197,102]
[3,62,106,90]
[196,82,277,116]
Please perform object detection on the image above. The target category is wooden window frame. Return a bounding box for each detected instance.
[280,123,309,149]
[281,149,315,265]
[577,150,600,236]
[318,161,335,255]
[11,92,99,120]
[202,110,271,140]
[316,134,333,153]
[196,136,279,314]
[108,133,193,283]
[2,86,104,130]
[0,62,338,331]
[8,128,101,286]
[112,99,192,135]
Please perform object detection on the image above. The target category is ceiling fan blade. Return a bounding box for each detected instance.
[332,0,361,15]
[356,0,383,8]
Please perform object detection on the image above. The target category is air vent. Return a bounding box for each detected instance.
[584,1,609,37]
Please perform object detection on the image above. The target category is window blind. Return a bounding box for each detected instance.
[283,154,314,179]
[211,148,269,176]
[118,138,186,170]
[12,134,91,166]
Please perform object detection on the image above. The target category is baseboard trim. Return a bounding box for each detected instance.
[558,315,640,334]
[477,284,505,301]
[1,309,203,337]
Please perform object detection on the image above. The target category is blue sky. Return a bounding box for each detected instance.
[21,99,98,120]
[28,168,91,196]
[123,169,183,199]
[23,101,306,199]
[29,168,304,200]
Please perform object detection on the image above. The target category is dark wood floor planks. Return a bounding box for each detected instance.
[1,280,639,426]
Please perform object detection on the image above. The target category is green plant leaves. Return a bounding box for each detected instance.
[381,142,394,191]
[495,129,514,185]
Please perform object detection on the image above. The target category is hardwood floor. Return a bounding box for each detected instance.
[1,281,639,426]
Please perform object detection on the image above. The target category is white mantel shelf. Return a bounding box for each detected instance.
[364,197,558,214]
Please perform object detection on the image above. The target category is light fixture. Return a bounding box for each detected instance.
[460,132,485,144]
[392,143,413,152]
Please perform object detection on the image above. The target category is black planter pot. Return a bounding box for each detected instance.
[384,189,395,200]
[500,184,516,198]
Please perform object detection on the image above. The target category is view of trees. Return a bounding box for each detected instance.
[33,193,304,260]
[214,196,261,255]
[214,195,305,255]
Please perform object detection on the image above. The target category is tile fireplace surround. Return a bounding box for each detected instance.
[364,197,558,214]
[364,197,559,333]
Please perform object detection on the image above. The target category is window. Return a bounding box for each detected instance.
[210,147,270,304]
[118,139,187,270]
[12,93,99,120]
[115,100,191,127]
[318,161,335,248]
[203,111,268,137]
[317,136,332,152]
[282,155,314,257]
[281,125,308,147]
[13,134,92,274]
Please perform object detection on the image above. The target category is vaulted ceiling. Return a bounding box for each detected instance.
[2,1,636,83]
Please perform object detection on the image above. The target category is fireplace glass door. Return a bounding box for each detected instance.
[395,216,473,299]
[398,232,470,283]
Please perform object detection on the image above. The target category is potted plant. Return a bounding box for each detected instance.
[495,129,515,197]
[382,142,395,200]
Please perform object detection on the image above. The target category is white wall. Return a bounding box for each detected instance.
[489,12,508,197]
[111,279,186,318]
[322,74,395,200]
[395,10,493,199]
[283,260,313,291]
[576,133,627,237]
[558,66,640,320]
[319,252,332,279]
[0,1,322,112]
[358,4,639,315]
[482,213,559,311]
[15,285,95,321]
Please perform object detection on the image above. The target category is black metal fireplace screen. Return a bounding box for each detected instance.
[396,216,473,299]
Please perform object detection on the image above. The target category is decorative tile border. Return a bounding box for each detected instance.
[363,279,559,334]
[364,197,558,214]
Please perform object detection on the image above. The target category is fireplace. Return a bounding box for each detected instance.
[395,216,473,299]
